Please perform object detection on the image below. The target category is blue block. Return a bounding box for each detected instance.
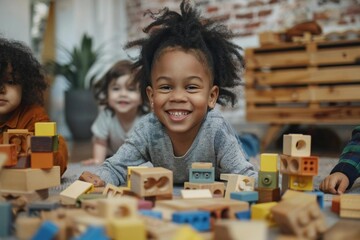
[139,209,162,219]
[74,226,109,240]
[32,221,59,240]
[235,210,251,220]
[230,191,258,203]
[306,190,324,209]
[28,201,60,216]
[172,211,210,231]
[189,168,215,183]
[0,202,12,237]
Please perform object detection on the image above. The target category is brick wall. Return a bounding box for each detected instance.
[126,0,360,44]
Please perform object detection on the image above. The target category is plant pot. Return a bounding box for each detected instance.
[65,89,98,140]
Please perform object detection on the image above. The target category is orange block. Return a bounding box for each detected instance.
[331,195,340,214]
[31,152,54,169]
[0,144,18,167]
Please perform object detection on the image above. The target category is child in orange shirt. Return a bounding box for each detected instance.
[0,37,68,175]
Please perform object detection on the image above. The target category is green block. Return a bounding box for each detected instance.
[189,168,215,183]
[258,171,279,189]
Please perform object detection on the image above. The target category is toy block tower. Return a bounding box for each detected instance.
[184,162,225,196]
[280,134,318,192]
[256,153,280,203]
[31,122,58,169]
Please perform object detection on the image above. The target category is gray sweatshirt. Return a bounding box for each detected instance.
[96,109,257,185]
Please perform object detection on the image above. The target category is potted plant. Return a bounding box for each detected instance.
[46,34,100,140]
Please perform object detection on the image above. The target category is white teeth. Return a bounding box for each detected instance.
[169,111,188,116]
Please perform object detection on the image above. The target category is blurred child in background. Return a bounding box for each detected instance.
[0,36,68,175]
[82,60,147,165]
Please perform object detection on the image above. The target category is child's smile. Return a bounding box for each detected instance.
[147,48,218,140]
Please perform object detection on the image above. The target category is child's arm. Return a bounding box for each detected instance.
[319,172,349,194]
[82,138,107,165]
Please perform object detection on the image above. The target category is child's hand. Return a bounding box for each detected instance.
[81,158,103,166]
[319,172,349,194]
[79,171,106,187]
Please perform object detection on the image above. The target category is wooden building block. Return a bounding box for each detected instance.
[256,187,281,203]
[0,144,17,167]
[281,173,290,194]
[258,171,279,189]
[97,196,138,219]
[1,189,49,203]
[289,175,313,191]
[102,183,128,198]
[214,220,267,240]
[223,174,256,199]
[172,225,204,240]
[331,195,340,214]
[7,156,30,169]
[0,166,60,191]
[199,204,230,229]
[0,201,12,237]
[34,122,57,136]
[184,181,225,196]
[340,194,360,219]
[283,134,311,157]
[15,216,42,240]
[260,153,278,172]
[191,162,213,169]
[3,129,33,157]
[0,152,6,169]
[271,196,327,239]
[180,189,213,199]
[31,152,54,169]
[251,202,278,226]
[130,167,173,197]
[60,180,94,205]
[189,167,215,183]
[30,136,58,152]
[141,215,181,240]
[110,218,146,240]
[127,166,148,188]
[230,191,259,203]
[280,154,318,176]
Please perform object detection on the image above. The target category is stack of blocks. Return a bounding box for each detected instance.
[257,153,281,203]
[280,134,318,192]
[184,162,225,197]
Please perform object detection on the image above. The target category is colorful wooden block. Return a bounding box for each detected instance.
[184,181,225,196]
[0,144,17,167]
[280,154,318,176]
[340,194,360,219]
[31,152,54,169]
[97,196,138,219]
[260,153,278,172]
[172,225,203,240]
[251,202,278,226]
[7,156,30,169]
[15,216,41,240]
[30,136,58,152]
[214,220,267,240]
[127,166,148,188]
[110,218,146,240]
[256,187,281,203]
[35,122,57,136]
[3,129,33,157]
[180,189,212,199]
[0,202,12,237]
[172,211,210,231]
[60,180,94,205]
[130,167,173,197]
[258,171,279,189]
[283,134,311,157]
[222,174,256,199]
[289,175,313,191]
[230,191,258,203]
[31,220,59,240]
[331,195,340,214]
[189,167,215,183]
[307,191,324,209]
[191,162,213,169]
[0,166,60,191]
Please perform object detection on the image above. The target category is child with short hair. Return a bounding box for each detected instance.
[320,126,360,194]
[0,36,68,175]
[82,60,146,165]
[80,0,257,186]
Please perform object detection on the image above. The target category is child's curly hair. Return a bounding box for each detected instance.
[93,60,148,114]
[0,37,48,106]
[126,0,244,106]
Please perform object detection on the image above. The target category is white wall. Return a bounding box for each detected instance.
[0,0,31,44]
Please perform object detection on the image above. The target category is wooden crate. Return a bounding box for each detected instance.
[245,39,360,124]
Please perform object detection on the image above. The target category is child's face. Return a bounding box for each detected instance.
[0,71,22,119]
[107,74,142,116]
[147,49,218,137]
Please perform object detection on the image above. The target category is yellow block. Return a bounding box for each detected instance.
[35,122,57,136]
[251,202,277,226]
[260,153,278,172]
[289,175,313,191]
[111,218,146,240]
[127,166,148,188]
[171,226,204,240]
